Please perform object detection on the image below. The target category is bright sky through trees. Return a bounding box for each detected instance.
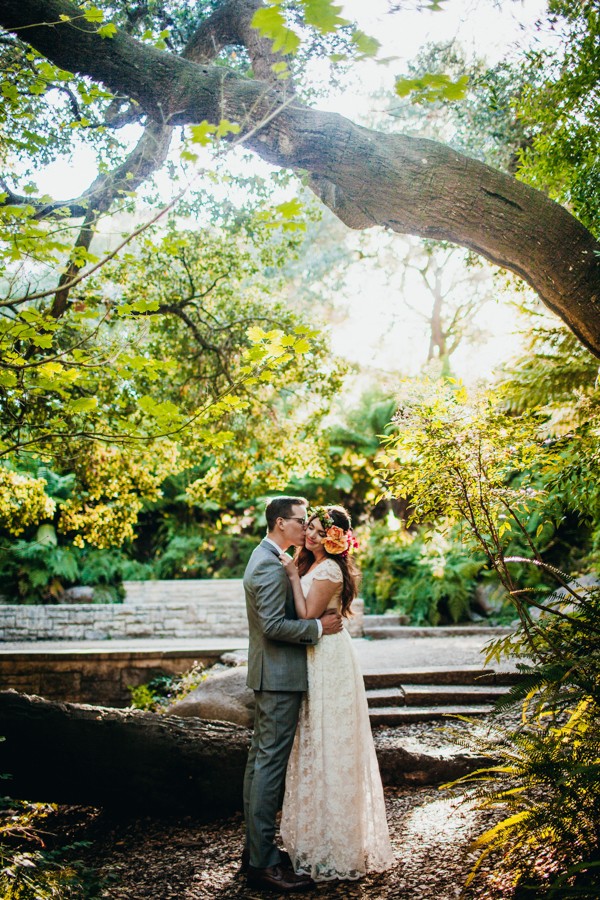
[35,0,551,384]
[318,0,551,381]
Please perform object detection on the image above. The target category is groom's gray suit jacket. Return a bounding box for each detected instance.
[244,539,319,691]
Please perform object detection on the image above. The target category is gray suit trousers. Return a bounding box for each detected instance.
[243,689,303,869]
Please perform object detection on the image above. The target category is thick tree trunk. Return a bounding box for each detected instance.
[0,691,491,816]
[3,0,599,354]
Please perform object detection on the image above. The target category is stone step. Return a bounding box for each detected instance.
[363,615,411,628]
[369,704,495,725]
[366,687,405,708]
[363,624,512,639]
[363,666,520,689]
[366,684,509,709]
[403,684,509,706]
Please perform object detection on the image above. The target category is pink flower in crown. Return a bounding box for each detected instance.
[323,525,347,555]
[346,529,359,553]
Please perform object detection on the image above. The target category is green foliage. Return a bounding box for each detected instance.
[379,378,550,598]
[286,386,398,523]
[0,209,340,548]
[0,0,345,552]
[384,44,529,176]
[359,520,487,624]
[0,536,130,604]
[513,0,600,233]
[128,662,207,712]
[449,583,600,897]
[152,529,257,580]
[376,325,600,895]
[377,361,600,630]
[394,72,469,104]
[497,315,600,578]
[250,0,360,60]
[498,319,600,417]
[0,793,103,898]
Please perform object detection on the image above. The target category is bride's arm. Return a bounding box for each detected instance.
[280,555,339,618]
[303,578,340,618]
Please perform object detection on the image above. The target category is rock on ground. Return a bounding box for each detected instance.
[168,664,255,728]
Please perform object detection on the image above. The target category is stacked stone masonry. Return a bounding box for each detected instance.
[0,579,364,642]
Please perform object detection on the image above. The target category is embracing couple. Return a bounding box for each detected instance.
[242,495,394,893]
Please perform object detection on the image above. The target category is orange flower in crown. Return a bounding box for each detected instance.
[310,505,359,557]
[322,525,347,555]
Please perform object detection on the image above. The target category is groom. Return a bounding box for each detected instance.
[243,495,342,893]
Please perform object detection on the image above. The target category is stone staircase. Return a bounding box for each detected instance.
[363,614,511,641]
[365,666,518,724]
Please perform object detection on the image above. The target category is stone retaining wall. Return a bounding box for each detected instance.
[0,647,228,707]
[0,580,364,642]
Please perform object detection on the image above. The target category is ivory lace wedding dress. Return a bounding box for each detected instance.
[280,558,394,881]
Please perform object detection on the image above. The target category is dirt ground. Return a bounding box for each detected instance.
[45,785,505,900]
[5,718,523,899]
[41,720,515,900]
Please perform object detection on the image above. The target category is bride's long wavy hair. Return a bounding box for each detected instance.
[295,505,360,618]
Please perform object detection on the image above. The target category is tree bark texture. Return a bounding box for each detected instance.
[0,691,491,816]
[2,0,599,354]
[0,691,250,816]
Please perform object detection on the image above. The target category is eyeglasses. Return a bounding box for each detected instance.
[281,517,308,526]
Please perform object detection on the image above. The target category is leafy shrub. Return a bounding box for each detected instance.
[0,539,133,604]
[0,790,103,899]
[451,579,600,897]
[153,530,257,580]
[359,520,488,624]
[128,663,208,712]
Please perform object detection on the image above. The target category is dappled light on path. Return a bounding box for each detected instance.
[42,784,502,900]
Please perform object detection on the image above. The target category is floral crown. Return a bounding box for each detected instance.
[309,506,359,557]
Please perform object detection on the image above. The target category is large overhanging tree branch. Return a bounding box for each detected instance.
[37,0,282,317]
[3,0,279,318]
[2,0,600,355]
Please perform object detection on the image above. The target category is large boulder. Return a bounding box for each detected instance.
[528,573,599,620]
[167,664,255,728]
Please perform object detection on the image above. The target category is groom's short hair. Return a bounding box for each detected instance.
[265,496,308,531]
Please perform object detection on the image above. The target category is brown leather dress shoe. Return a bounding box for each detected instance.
[247,863,314,892]
[241,848,292,874]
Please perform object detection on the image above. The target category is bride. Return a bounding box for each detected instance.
[279,505,395,881]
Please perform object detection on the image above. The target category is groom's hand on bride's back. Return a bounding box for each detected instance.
[320,608,343,634]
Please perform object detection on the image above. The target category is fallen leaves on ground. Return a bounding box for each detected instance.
[23,784,510,900]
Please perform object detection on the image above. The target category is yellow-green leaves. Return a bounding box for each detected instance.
[189,119,241,146]
[182,119,241,162]
[82,6,104,24]
[79,7,117,39]
[271,60,290,80]
[255,198,306,232]
[141,28,170,49]
[251,0,379,62]
[68,396,99,413]
[395,73,469,104]
[302,0,349,34]
[251,4,301,55]
[0,468,56,535]
[351,30,381,59]
[241,324,317,383]
[97,23,117,39]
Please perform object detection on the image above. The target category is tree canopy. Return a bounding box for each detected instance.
[1,0,599,356]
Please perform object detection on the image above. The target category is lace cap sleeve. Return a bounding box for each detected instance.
[313,558,343,583]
